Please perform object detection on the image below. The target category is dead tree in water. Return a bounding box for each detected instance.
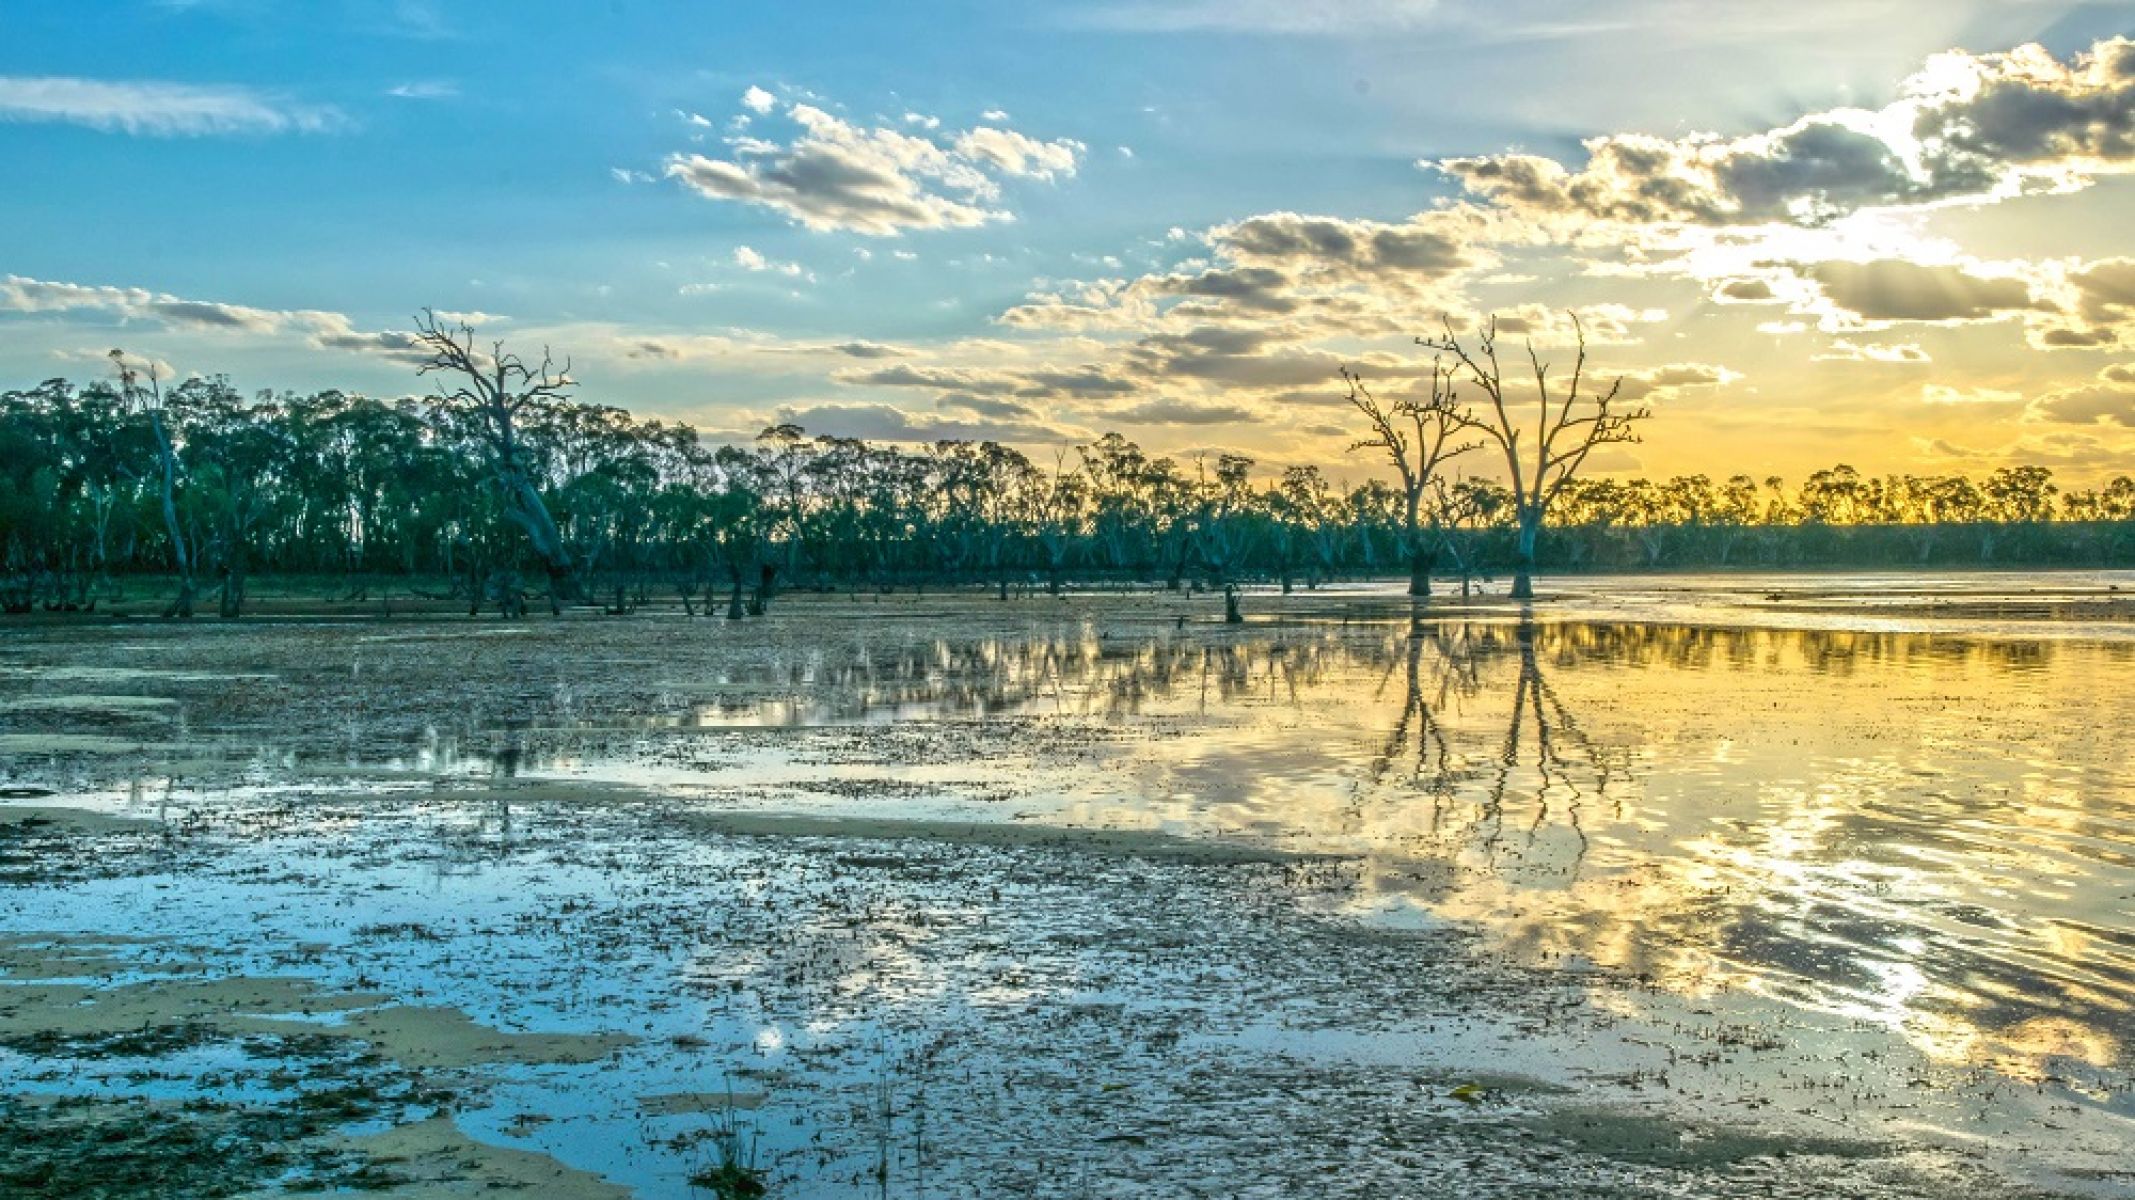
[412,310,579,614]
[110,350,195,617]
[1342,361,1479,597]
[1420,314,1647,599]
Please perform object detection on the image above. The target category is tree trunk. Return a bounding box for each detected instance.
[151,411,194,619]
[1511,514,1540,600]
[1408,547,1432,598]
[217,552,246,619]
[1223,583,1242,624]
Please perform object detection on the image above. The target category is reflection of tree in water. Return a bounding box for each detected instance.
[1366,616,1633,880]
[1355,619,2133,1084]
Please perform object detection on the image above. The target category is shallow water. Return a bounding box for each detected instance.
[3,570,2132,1196]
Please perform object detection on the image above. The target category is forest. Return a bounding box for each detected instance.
[2,334,2132,621]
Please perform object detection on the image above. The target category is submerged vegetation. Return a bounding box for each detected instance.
[0,323,2131,620]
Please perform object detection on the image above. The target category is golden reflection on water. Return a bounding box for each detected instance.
[970,617,2135,1082]
[389,611,2132,1085]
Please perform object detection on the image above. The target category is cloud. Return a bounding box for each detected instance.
[1478,302,1666,345]
[305,323,433,365]
[1440,116,1933,228]
[2034,256,2135,348]
[1436,37,2135,231]
[1814,338,1930,363]
[3,275,283,332]
[830,340,908,359]
[835,360,1135,401]
[1002,209,1488,337]
[1801,258,2042,324]
[1921,382,2022,405]
[769,401,1087,445]
[385,80,457,101]
[938,393,1039,420]
[665,98,1084,236]
[2030,365,2135,427]
[1610,362,1737,401]
[1911,39,2135,178]
[1714,278,1778,303]
[1212,211,1472,278]
[1109,398,1259,425]
[740,85,776,114]
[732,246,813,279]
[953,126,1085,180]
[0,76,343,136]
[0,273,430,364]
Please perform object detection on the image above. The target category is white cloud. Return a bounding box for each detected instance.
[664,96,1084,236]
[732,246,814,280]
[385,80,457,101]
[0,75,344,136]
[1436,37,2135,234]
[0,274,428,363]
[740,86,776,114]
[953,126,1086,180]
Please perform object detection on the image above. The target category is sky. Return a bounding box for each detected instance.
[2,0,2133,485]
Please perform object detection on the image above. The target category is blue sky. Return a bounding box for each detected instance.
[3,1,2133,480]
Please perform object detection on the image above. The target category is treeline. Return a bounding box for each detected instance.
[2,372,2132,617]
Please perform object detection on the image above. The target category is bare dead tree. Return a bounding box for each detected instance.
[1421,313,1648,599]
[411,310,579,613]
[1342,360,1480,597]
[110,349,194,618]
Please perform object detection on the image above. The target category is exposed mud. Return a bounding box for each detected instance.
[2,576,2130,1197]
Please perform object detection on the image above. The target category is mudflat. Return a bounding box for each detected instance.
[2,574,2130,1197]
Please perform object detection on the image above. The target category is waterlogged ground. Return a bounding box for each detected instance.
[2,571,2133,1198]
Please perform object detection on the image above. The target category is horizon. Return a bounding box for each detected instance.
[3,2,2133,484]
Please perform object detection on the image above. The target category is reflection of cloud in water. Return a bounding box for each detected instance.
[1029,618,2135,1083]
[29,608,2132,1087]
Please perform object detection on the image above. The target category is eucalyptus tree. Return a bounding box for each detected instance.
[1704,475,1761,566]
[1419,314,1649,599]
[712,439,781,616]
[1079,433,1167,581]
[2066,477,2135,522]
[1191,453,1257,623]
[1027,454,1089,596]
[1432,476,1511,595]
[411,310,582,612]
[170,376,294,617]
[1271,465,1338,591]
[109,350,201,617]
[934,440,1035,598]
[0,377,147,611]
[1342,361,1478,596]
